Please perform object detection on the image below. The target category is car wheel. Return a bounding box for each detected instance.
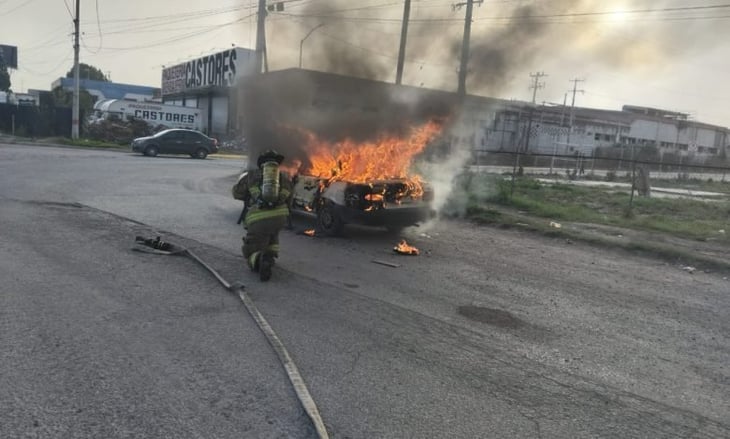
[144,145,158,157]
[194,148,208,159]
[316,201,344,236]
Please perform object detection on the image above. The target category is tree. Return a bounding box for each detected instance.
[52,86,95,109]
[66,63,109,82]
[0,57,11,92]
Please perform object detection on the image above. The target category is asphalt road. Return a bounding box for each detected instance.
[1,144,728,438]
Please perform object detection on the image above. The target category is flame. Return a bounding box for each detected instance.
[394,239,419,255]
[284,120,443,196]
[303,229,316,236]
[364,193,384,202]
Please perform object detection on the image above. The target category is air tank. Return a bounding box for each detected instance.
[261,161,280,204]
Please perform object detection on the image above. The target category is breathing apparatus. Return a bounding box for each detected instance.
[258,150,285,205]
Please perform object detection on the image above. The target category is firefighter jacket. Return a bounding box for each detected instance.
[232,169,292,227]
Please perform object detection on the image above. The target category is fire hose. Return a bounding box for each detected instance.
[133,236,330,439]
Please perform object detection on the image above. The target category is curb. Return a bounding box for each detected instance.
[1,138,246,161]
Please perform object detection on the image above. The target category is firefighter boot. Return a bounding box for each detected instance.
[259,253,274,282]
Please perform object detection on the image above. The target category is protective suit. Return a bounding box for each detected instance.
[232,150,292,281]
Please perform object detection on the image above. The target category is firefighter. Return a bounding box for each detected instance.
[232,150,292,281]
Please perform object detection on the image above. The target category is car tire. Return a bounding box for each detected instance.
[144,145,158,157]
[194,148,208,159]
[316,201,344,236]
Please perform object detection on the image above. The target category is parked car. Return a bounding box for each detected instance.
[131,129,218,159]
[289,174,436,236]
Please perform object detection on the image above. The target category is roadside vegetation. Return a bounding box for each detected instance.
[448,173,729,244]
[58,137,126,149]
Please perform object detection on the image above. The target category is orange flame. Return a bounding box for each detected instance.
[394,239,419,255]
[284,120,443,196]
[303,229,316,236]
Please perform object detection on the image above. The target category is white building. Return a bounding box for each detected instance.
[481,103,728,163]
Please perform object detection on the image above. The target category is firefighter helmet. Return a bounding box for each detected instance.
[257,149,285,168]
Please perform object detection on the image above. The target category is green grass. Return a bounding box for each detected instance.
[59,138,127,149]
[456,174,729,242]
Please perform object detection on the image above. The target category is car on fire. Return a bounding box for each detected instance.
[131,129,218,159]
[289,174,436,236]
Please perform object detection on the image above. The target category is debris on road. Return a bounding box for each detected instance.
[372,259,401,268]
[682,266,696,274]
[394,239,419,255]
[549,221,562,228]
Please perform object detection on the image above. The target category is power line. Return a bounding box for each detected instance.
[0,0,37,17]
[277,3,730,25]
[475,3,730,21]
[19,51,73,76]
[62,0,73,18]
[82,4,252,25]
[83,0,103,54]
[96,13,255,52]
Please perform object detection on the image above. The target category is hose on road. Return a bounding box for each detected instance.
[133,236,330,439]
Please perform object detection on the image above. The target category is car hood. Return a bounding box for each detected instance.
[133,136,155,143]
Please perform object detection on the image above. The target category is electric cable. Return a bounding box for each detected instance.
[0,0,36,17]
[62,0,73,18]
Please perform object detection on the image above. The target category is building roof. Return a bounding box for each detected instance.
[51,78,160,101]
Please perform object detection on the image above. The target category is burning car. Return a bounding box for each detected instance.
[290,174,435,236]
[284,119,442,236]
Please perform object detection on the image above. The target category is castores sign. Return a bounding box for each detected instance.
[162,48,252,96]
[127,103,198,124]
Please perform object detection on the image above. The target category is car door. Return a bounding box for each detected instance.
[185,131,205,154]
[158,131,179,154]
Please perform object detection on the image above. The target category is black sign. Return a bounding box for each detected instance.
[185,49,237,89]
[161,48,252,96]
[0,45,18,69]
[133,109,196,124]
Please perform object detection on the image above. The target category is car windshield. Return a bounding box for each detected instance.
[153,130,175,137]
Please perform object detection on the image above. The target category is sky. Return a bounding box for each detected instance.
[2,0,730,127]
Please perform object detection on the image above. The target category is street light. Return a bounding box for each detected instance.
[299,23,324,69]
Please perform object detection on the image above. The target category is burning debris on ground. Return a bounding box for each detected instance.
[394,240,419,256]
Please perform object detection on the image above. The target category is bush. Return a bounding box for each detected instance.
[86,118,158,144]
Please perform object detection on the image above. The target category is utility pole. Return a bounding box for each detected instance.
[395,0,411,85]
[71,0,80,139]
[255,0,267,74]
[529,71,547,104]
[565,78,584,154]
[455,0,482,96]
[524,72,546,160]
